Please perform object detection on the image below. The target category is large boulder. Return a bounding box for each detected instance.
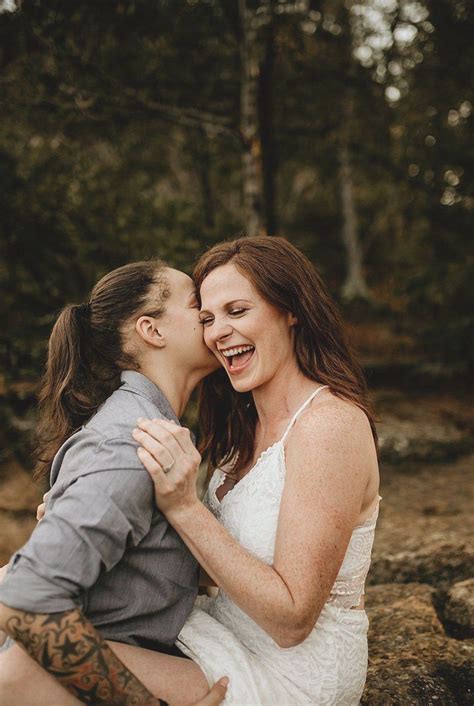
[368,541,474,589]
[362,583,474,705]
[443,579,474,639]
[377,415,469,464]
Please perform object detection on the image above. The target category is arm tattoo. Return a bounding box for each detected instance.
[5,607,167,706]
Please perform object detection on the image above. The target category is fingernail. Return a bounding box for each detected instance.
[219,677,229,687]
[137,417,144,422]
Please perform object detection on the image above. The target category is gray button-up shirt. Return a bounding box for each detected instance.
[0,371,199,650]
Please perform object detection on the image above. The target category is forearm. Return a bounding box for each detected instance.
[0,603,163,706]
[168,503,300,642]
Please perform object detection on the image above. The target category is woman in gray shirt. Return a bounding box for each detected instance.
[0,259,227,706]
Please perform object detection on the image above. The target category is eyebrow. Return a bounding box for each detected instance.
[199,299,252,316]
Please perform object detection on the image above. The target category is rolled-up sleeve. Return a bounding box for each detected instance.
[0,434,154,614]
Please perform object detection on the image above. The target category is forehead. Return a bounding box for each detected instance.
[165,267,194,294]
[200,263,256,308]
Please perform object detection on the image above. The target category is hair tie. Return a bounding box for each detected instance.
[76,302,90,317]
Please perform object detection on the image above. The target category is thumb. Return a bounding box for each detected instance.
[195,677,229,706]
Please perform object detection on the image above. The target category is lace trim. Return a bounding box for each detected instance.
[212,442,284,507]
[327,574,368,609]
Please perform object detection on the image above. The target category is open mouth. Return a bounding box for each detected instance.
[221,345,255,373]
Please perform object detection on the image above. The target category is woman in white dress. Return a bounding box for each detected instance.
[134,236,381,705]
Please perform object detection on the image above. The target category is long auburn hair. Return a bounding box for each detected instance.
[194,236,378,474]
[34,259,169,481]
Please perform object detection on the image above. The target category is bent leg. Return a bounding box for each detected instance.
[107,640,210,705]
[0,640,210,706]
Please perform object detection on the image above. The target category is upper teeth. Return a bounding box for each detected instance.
[222,345,254,358]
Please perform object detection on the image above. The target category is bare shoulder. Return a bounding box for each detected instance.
[284,389,377,502]
[291,389,373,451]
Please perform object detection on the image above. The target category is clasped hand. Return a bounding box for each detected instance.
[132,419,202,518]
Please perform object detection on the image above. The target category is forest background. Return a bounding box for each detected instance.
[1,0,473,460]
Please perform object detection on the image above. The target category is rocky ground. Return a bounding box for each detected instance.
[361,388,474,705]
[0,384,473,704]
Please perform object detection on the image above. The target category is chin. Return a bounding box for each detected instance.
[227,375,260,394]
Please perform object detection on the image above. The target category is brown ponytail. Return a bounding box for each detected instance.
[34,259,168,481]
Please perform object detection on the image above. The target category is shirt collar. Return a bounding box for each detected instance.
[120,371,180,425]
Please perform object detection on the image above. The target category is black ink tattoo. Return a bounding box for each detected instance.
[5,607,162,705]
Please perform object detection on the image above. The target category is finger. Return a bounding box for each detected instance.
[140,418,198,458]
[132,428,176,469]
[36,502,46,522]
[195,678,229,706]
[136,419,190,461]
[136,446,168,484]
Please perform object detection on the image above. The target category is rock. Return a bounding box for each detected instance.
[443,579,474,639]
[368,541,474,589]
[377,415,469,464]
[362,583,474,705]
[0,461,43,513]
[0,512,37,565]
[0,461,42,565]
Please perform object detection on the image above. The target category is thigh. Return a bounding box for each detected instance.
[107,640,209,705]
[0,639,209,706]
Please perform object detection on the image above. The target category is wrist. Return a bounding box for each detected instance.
[166,499,201,527]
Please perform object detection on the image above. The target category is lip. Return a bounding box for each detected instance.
[219,346,256,376]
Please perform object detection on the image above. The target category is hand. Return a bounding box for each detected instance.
[0,564,7,646]
[36,491,48,521]
[36,501,45,521]
[193,678,229,705]
[132,418,201,518]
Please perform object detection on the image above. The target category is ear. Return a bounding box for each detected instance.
[287,312,298,327]
[135,316,166,349]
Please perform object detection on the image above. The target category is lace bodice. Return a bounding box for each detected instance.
[206,385,379,610]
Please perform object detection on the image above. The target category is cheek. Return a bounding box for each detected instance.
[202,328,213,348]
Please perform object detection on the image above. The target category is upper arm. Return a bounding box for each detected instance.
[0,438,155,613]
[273,400,372,623]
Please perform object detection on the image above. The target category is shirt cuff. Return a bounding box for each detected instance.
[0,561,78,614]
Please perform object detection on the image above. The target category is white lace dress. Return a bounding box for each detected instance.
[177,387,380,705]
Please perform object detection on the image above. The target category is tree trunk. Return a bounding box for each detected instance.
[259,14,277,235]
[194,130,215,230]
[337,2,371,303]
[239,0,265,236]
[339,136,370,301]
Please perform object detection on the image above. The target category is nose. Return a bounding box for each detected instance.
[205,318,233,347]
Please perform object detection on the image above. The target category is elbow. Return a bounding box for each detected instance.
[272,612,319,649]
[0,602,10,632]
[274,626,311,649]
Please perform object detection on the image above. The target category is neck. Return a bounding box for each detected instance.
[138,358,206,418]
[252,361,319,436]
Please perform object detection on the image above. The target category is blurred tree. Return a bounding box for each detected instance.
[0,0,472,401]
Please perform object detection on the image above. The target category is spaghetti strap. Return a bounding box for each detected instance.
[281,385,329,444]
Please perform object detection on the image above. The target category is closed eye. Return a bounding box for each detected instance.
[229,308,247,316]
[199,316,214,326]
